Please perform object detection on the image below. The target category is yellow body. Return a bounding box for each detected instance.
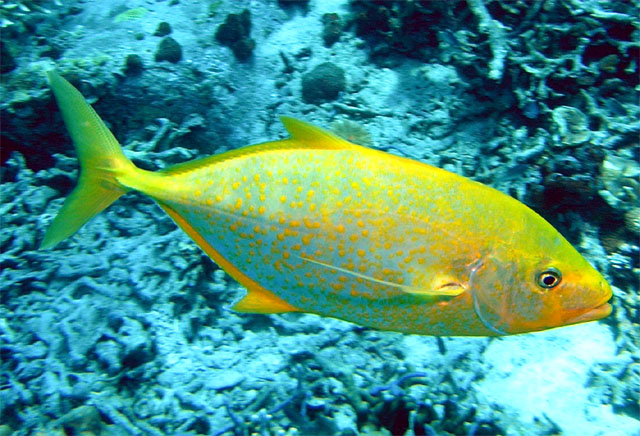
[41,72,612,336]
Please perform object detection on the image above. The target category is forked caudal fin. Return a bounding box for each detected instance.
[40,71,138,249]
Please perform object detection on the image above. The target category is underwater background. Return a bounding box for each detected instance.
[0,0,639,435]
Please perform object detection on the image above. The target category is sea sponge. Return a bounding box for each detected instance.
[215,9,255,61]
[330,119,373,147]
[301,62,346,104]
[155,37,182,63]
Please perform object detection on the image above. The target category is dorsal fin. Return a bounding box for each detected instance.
[159,117,353,176]
[279,116,354,149]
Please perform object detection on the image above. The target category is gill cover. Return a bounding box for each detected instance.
[469,255,525,336]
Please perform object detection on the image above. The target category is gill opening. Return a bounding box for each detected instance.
[472,291,507,336]
[469,258,508,336]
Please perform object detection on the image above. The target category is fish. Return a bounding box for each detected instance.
[40,71,613,336]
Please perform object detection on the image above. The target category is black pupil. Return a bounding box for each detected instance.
[543,274,557,286]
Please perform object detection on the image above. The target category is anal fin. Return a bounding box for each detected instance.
[232,288,300,314]
[158,202,301,315]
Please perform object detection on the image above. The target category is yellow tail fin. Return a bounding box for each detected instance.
[41,71,137,249]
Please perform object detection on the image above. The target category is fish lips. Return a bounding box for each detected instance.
[564,301,612,325]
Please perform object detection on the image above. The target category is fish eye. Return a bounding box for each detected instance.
[537,268,562,289]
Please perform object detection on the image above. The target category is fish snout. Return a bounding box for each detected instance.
[564,276,613,325]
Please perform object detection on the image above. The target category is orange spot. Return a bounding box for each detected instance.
[280,195,287,203]
[336,224,345,233]
[284,228,298,237]
[357,249,366,257]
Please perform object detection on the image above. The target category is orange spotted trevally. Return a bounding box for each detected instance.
[40,71,612,336]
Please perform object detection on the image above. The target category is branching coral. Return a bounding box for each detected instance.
[466,0,508,80]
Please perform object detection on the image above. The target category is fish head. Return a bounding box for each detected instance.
[468,246,612,335]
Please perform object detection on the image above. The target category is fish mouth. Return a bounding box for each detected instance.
[564,302,612,325]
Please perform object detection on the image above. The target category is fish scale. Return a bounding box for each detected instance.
[40,71,613,336]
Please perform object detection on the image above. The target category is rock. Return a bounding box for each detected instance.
[301,62,346,104]
[155,37,182,63]
[119,318,154,369]
[215,9,255,61]
[206,370,245,390]
[57,405,103,435]
[22,341,47,359]
[154,22,172,37]
[124,54,144,76]
[94,340,122,375]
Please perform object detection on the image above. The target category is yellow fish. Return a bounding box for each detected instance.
[40,71,612,336]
